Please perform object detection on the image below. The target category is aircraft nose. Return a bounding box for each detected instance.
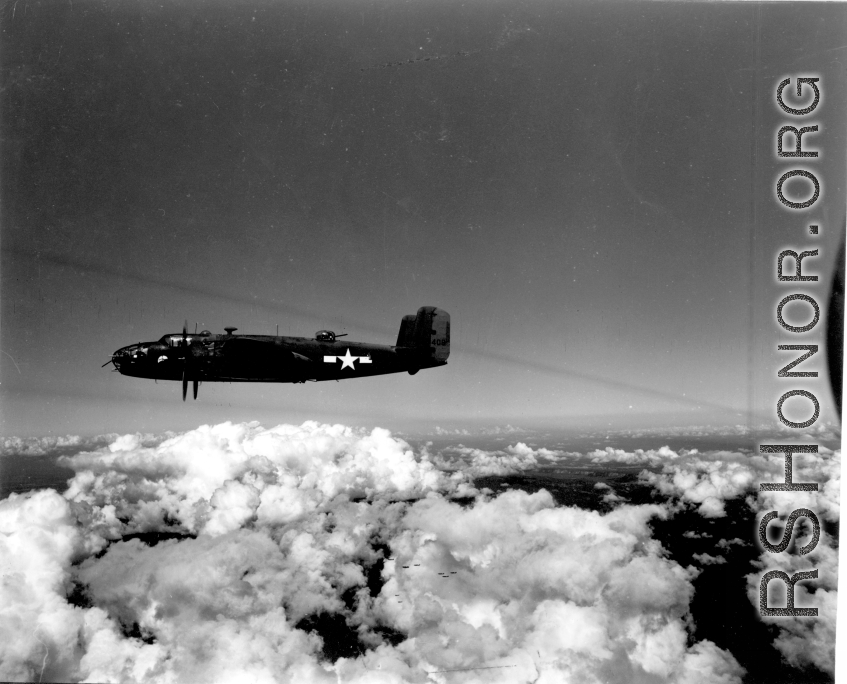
[111,343,146,367]
[111,346,132,368]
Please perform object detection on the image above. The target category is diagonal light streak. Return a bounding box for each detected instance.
[6,246,759,418]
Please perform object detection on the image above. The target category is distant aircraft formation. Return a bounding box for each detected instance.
[105,306,450,400]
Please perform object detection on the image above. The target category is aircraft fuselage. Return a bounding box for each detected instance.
[109,307,450,399]
[112,333,444,383]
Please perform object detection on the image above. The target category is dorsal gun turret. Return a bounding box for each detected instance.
[315,330,348,342]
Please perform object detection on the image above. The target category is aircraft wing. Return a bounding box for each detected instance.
[216,337,314,375]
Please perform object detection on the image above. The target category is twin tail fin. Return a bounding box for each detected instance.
[395,306,450,362]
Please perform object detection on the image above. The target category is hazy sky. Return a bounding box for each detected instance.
[2,1,845,437]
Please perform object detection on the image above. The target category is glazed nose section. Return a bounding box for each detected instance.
[111,343,145,368]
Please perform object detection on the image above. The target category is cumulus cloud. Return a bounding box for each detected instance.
[349,491,741,683]
[692,553,727,566]
[426,441,557,477]
[427,424,525,438]
[615,443,840,675]
[636,445,840,522]
[427,438,840,676]
[63,421,467,537]
[594,482,625,504]
[0,489,165,682]
[747,529,838,676]
[1,432,173,458]
[0,421,749,683]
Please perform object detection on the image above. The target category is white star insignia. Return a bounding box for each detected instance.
[338,348,357,369]
[322,349,373,370]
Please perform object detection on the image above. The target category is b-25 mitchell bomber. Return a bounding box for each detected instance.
[106,306,450,401]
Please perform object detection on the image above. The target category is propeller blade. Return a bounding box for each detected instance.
[182,367,188,401]
[193,379,199,400]
[101,359,114,368]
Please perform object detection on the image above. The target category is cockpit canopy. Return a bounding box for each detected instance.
[159,334,192,347]
[158,330,212,346]
[315,330,337,342]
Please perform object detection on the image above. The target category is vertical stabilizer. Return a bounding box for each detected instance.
[396,315,417,347]
[396,307,450,362]
[413,306,450,361]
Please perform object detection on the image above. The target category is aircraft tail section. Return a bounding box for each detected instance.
[396,315,417,347]
[396,306,450,363]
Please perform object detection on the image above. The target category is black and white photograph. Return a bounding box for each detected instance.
[1,2,844,682]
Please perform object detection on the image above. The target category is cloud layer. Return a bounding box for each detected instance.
[558,442,841,675]
[1,422,837,682]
